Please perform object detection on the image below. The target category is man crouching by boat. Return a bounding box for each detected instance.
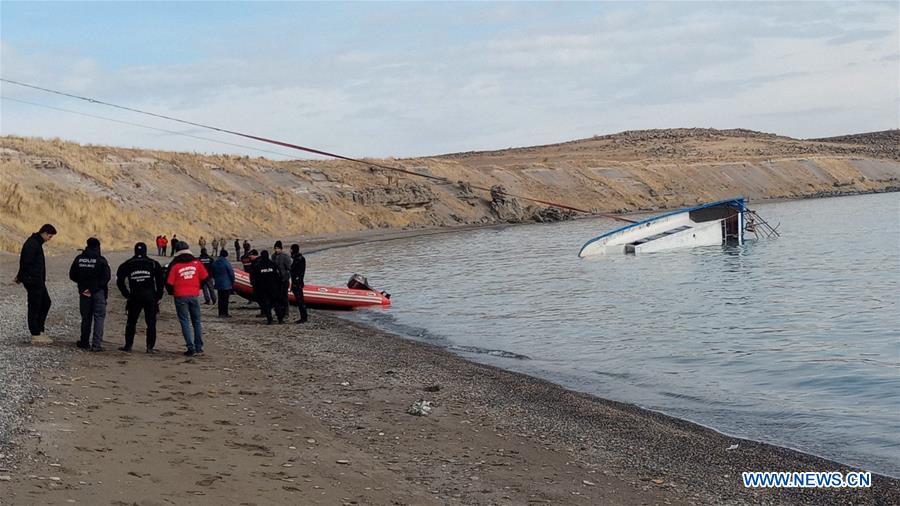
[166,241,207,356]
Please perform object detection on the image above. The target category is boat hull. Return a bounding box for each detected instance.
[233,269,391,309]
[579,198,746,257]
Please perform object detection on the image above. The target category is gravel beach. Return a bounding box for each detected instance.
[0,274,72,476]
[0,243,897,505]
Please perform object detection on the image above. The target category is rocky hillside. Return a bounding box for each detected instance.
[1,129,898,254]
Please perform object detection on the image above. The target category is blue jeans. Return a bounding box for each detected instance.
[174,296,203,351]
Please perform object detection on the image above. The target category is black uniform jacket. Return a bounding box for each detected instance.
[116,255,165,301]
[290,252,306,289]
[69,246,111,296]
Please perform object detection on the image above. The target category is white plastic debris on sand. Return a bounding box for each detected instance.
[407,400,433,416]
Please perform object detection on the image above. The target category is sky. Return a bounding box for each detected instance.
[1,1,898,159]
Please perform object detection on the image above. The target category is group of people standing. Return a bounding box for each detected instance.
[64,236,213,356]
[246,241,308,325]
[154,235,233,258]
[15,224,293,357]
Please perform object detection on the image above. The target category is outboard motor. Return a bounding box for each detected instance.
[347,273,373,291]
[347,273,390,299]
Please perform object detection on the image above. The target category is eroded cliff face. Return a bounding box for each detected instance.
[1,129,898,254]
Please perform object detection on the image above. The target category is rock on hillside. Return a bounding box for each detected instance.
[1,130,898,254]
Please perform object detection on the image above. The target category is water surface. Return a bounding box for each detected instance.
[307,193,900,476]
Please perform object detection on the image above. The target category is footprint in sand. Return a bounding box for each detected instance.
[225,440,275,457]
[196,475,222,487]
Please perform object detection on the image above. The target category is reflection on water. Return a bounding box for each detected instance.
[307,193,900,476]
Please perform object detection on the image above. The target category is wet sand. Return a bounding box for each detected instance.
[1,238,898,505]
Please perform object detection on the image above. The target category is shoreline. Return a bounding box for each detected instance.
[2,188,897,260]
[1,199,898,504]
[1,292,897,504]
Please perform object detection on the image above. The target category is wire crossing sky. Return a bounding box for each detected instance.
[1,1,897,158]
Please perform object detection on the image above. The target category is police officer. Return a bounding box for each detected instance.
[116,242,165,353]
[69,237,111,351]
[249,250,280,325]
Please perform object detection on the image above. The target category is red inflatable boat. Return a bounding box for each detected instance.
[233,269,391,310]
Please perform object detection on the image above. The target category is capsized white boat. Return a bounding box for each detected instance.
[578,197,774,257]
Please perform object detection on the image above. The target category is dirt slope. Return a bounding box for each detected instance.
[2,128,898,254]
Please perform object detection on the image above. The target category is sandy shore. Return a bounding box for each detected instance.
[1,234,898,505]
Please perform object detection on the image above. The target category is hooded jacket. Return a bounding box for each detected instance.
[17,233,47,286]
[116,244,165,301]
[165,251,208,297]
[69,244,111,296]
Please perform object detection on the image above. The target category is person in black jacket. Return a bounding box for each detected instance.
[249,250,280,325]
[15,224,57,342]
[69,237,111,351]
[289,244,308,324]
[198,248,217,305]
[116,242,165,353]
[271,241,292,324]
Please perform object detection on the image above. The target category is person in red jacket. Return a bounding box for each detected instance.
[159,235,169,256]
[165,241,208,356]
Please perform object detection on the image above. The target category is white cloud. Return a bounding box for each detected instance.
[2,3,898,157]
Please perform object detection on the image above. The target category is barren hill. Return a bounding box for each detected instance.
[1,128,898,254]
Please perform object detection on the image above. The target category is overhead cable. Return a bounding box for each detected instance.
[1,77,629,218]
[1,96,299,159]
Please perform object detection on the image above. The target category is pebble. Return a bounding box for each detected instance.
[0,475,11,481]
[336,460,350,465]
[0,280,71,463]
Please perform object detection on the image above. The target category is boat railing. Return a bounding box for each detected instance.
[744,209,780,239]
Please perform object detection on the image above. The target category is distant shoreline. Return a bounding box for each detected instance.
[3,188,897,261]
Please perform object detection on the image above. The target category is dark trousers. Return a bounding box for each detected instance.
[202,279,217,304]
[258,293,274,323]
[79,292,107,349]
[274,280,289,322]
[25,283,51,336]
[124,298,158,350]
[217,289,231,316]
[292,285,308,322]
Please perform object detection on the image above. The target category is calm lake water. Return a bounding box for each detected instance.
[307,193,900,476]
